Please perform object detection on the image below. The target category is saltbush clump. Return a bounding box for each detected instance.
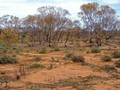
[0,55,18,64]
[71,55,85,65]
[112,51,120,58]
[65,52,74,58]
[114,60,120,68]
[38,47,47,54]
[29,63,45,69]
[101,55,111,62]
[33,56,42,62]
[102,65,117,73]
[91,47,101,53]
[53,47,60,51]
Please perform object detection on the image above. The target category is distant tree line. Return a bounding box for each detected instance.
[0,2,120,47]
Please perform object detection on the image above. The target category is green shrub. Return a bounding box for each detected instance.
[114,60,120,68]
[102,65,117,73]
[112,51,120,58]
[0,41,4,48]
[15,49,21,54]
[38,47,47,54]
[91,47,101,53]
[71,55,85,65]
[79,48,83,51]
[101,55,111,62]
[29,63,45,69]
[33,56,41,62]
[0,55,18,64]
[53,47,60,51]
[65,52,74,58]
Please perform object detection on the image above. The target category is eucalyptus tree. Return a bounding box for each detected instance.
[21,15,39,46]
[37,6,71,47]
[78,2,118,46]
[0,15,19,45]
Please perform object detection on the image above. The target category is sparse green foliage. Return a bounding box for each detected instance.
[91,47,101,53]
[53,47,60,51]
[0,41,4,48]
[33,56,42,62]
[102,65,117,73]
[27,82,40,90]
[29,63,45,69]
[65,52,74,59]
[37,47,47,54]
[112,51,120,58]
[0,54,18,64]
[114,60,120,68]
[14,48,21,54]
[101,55,111,62]
[71,55,85,65]
[79,48,83,51]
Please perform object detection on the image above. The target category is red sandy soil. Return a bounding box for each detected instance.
[0,46,120,90]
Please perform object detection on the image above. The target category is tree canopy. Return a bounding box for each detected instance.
[0,3,119,47]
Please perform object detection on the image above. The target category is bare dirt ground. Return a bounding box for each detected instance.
[0,45,120,90]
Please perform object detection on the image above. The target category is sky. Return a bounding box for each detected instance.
[0,0,120,19]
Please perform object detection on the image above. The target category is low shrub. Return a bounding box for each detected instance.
[91,47,101,53]
[102,65,117,73]
[38,47,47,54]
[33,56,42,62]
[79,48,83,51]
[114,60,120,68]
[112,51,120,58]
[101,55,111,62]
[12,47,22,53]
[53,47,60,51]
[65,52,74,58]
[15,49,21,54]
[0,55,18,64]
[29,63,45,69]
[71,55,85,65]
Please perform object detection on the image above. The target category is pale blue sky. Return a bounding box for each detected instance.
[0,0,120,19]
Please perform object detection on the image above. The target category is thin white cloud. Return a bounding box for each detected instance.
[0,0,26,3]
[0,0,34,17]
[0,0,89,18]
[100,0,120,4]
[56,0,89,19]
[0,0,119,18]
